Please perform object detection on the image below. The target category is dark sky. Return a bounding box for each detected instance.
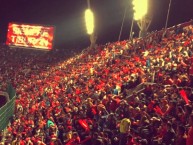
[0,0,193,51]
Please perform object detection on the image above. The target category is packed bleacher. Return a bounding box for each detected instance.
[0,21,193,145]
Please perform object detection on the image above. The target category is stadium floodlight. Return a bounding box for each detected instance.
[132,0,148,20]
[131,0,150,38]
[85,9,95,35]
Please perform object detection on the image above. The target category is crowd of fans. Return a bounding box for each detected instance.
[0,21,193,145]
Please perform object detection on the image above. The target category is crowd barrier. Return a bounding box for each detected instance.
[126,82,157,100]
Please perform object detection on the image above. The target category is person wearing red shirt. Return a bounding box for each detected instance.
[66,132,80,145]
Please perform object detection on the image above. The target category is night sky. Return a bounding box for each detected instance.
[0,0,193,51]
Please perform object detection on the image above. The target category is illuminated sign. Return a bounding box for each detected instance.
[6,23,55,50]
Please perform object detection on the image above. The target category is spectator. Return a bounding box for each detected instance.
[161,121,176,145]
[119,118,131,145]
[175,125,187,145]
[186,114,193,145]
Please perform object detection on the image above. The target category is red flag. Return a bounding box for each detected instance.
[78,119,90,132]
[154,106,164,116]
[179,90,189,104]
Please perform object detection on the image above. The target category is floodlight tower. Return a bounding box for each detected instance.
[165,0,172,29]
[132,0,151,38]
[85,0,97,49]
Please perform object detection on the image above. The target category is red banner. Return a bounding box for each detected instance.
[6,23,55,50]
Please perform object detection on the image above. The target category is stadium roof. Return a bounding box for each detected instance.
[0,0,193,51]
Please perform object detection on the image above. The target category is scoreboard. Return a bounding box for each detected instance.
[6,23,55,50]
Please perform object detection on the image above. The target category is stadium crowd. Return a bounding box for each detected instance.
[0,21,193,145]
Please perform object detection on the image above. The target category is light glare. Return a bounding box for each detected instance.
[85,9,94,35]
[133,0,148,20]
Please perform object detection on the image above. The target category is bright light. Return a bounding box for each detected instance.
[85,9,95,35]
[133,0,148,20]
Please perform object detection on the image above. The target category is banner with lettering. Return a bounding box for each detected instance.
[6,23,55,50]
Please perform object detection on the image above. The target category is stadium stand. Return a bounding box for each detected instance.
[0,20,193,145]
